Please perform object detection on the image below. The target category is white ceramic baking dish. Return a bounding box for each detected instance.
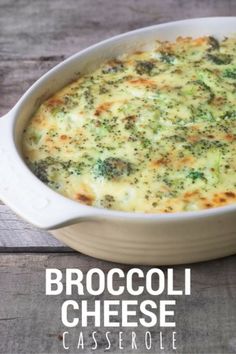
[0,17,236,265]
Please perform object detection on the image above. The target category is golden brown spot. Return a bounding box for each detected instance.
[205,203,213,208]
[123,115,137,129]
[133,51,144,55]
[177,36,192,43]
[157,41,175,53]
[188,135,200,143]
[75,193,94,205]
[225,192,236,198]
[212,194,222,204]
[124,115,136,122]
[211,192,236,206]
[46,97,63,107]
[211,96,227,106]
[164,209,169,213]
[60,135,68,140]
[107,59,121,66]
[150,157,170,168]
[94,102,113,116]
[35,116,43,124]
[151,154,193,169]
[192,37,208,46]
[128,78,157,88]
[176,156,194,167]
[225,134,235,142]
[159,84,173,92]
[184,190,200,199]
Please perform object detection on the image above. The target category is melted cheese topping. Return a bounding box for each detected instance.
[22,36,236,213]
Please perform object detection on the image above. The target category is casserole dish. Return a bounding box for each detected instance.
[0,17,236,265]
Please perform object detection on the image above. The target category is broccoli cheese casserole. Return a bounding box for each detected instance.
[22,36,236,213]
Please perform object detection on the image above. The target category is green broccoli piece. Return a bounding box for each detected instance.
[29,157,83,183]
[194,80,215,103]
[187,170,205,182]
[102,60,124,74]
[135,61,155,75]
[207,53,232,65]
[183,80,215,103]
[207,36,220,51]
[29,157,57,183]
[222,111,236,120]
[159,53,176,64]
[191,106,215,122]
[94,157,133,180]
[223,68,236,79]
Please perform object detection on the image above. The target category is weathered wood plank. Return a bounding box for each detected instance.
[0,0,235,61]
[0,253,235,354]
[0,205,71,250]
[0,59,62,116]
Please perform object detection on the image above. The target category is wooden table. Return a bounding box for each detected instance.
[0,1,236,353]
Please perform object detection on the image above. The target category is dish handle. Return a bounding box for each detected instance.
[0,112,97,229]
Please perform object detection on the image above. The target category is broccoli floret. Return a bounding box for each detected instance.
[191,106,215,122]
[223,68,236,79]
[183,80,215,103]
[29,157,57,183]
[94,157,133,180]
[159,53,176,64]
[135,61,155,75]
[185,140,227,157]
[29,157,83,183]
[187,170,205,182]
[222,111,236,120]
[193,80,215,103]
[102,60,124,74]
[207,53,232,65]
[207,36,220,51]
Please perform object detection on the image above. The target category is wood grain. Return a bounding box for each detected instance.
[0,205,73,250]
[0,0,235,62]
[0,253,235,354]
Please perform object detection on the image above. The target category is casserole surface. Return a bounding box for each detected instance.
[22,36,236,213]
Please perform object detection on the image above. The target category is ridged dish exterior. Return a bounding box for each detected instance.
[50,211,236,264]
